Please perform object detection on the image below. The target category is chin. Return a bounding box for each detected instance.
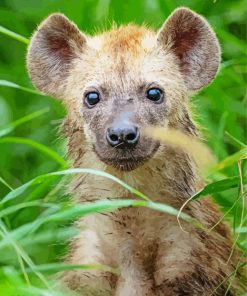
[94,143,160,172]
[102,157,147,171]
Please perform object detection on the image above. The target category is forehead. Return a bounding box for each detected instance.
[69,24,180,94]
[99,24,155,55]
[90,25,156,78]
[88,25,156,73]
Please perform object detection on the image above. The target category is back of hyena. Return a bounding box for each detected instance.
[27,7,244,296]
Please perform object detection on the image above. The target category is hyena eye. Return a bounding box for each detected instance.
[85,92,100,108]
[146,88,163,103]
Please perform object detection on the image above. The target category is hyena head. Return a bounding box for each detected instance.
[27,7,220,171]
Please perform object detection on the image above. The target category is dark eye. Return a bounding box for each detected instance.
[85,92,100,107]
[146,88,163,103]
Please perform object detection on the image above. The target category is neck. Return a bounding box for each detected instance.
[68,140,202,207]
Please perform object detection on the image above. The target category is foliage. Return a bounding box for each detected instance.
[0,0,246,295]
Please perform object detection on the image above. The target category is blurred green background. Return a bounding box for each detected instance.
[0,0,246,295]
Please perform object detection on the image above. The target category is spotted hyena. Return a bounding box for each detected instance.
[27,7,242,296]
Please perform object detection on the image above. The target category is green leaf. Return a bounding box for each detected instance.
[236,226,247,233]
[19,227,78,247]
[0,108,49,138]
[225,131,247,148]
[0,176,13,191]
[0,137,68,168]
[22,263,119,275]
[0,80,43,96]
[1,168,150,205]
[0,220,50,288]
[191,176,246,201]
[0,207,60,249]
[0,199,194,250]
[20,287,63,296]
[45,199,192,223]
[0,201,56,219]
[45,199,137,222]
[0,25,29,44]
[210,148,247,172]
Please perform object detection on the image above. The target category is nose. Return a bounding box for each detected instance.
[106,125,140,147]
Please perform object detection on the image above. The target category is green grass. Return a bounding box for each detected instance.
[0,0,246,295]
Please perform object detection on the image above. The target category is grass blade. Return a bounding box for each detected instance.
[0,108,50,138]
[1,168,150,205]
[0,207,60,249]
[0,25,29,44]
[211,148,247,172]
[144,127,216,169]
[190,176,246,201]
[23,263,119,275]
[0,176,13,191]
[0,220,50,289]
[236,226,247,233]
[0,80,43,95]
[45,200,190,225]
[0,201,57,218]
[0,199,194,250]
[225,131,247,148]
[19,227,78,247]
[0,137,68,168]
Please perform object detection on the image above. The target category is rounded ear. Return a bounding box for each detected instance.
[27,13,87,98]
[157,7,221,90]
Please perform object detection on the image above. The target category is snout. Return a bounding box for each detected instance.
[94,111,160,171]
[106,125,140,147]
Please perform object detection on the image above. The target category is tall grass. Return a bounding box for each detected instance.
[0,0,246,295]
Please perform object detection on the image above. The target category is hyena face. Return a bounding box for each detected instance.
[27,7,220,171]
[73,32,183,170]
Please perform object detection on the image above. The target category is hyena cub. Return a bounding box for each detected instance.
[27,7,242,296]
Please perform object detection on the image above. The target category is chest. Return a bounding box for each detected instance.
[82,207,198,267]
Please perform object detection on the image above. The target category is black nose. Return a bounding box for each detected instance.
[106,125,140,147]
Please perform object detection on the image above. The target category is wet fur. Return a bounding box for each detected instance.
[27,7,243,295]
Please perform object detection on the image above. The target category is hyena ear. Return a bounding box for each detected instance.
[157,7,221,90]
[27,13,86,98]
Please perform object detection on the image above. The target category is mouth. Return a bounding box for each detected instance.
[102,156,147,171]
[94,142,160,171]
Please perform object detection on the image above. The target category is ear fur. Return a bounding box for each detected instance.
[157,7,221,90]
[27,13,86,98]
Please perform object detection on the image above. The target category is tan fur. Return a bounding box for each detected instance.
[27,7,243,296]
[101,25,151,54]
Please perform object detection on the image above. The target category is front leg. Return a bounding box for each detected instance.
[115,239,156,296]
[60,229,116,296]
[153,226,237,296]
[116,276,155,296]
[155,271,234,296]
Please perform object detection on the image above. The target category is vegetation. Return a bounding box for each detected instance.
[0,0,246,295]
